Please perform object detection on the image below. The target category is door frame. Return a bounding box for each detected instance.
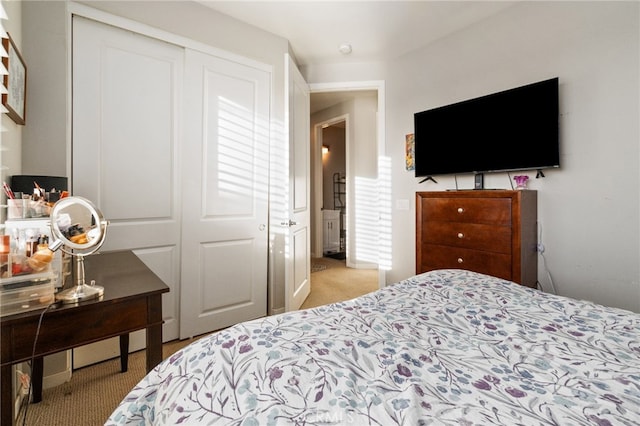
[309,81,387,288]
[313,114,348,258]
[68,2,276,336]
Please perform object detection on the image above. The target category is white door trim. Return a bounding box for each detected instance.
[309,80,387,288]
[312,113,349,259]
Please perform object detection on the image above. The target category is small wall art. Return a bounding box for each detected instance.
[2,33,27,125]
[405,133,414,171]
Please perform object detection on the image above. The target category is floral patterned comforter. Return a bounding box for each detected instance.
[106,269,640,425]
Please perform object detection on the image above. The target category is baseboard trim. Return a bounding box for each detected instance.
[43,367,72,390]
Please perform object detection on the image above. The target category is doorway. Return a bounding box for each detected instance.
[320,119,347,260]
[309,83,386,286]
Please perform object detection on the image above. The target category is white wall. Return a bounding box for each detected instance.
[305,2,640,312]
[22,1,67,177]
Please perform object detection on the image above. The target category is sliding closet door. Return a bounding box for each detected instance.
[72,16,182,365]
[180,49,270,338]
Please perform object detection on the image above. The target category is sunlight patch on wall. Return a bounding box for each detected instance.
[377,156,392,271]
[353,155,392,270]
[208,95,270,217]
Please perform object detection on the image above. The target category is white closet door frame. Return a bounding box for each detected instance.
[70,4,274,345]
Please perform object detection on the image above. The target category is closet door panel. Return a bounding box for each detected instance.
[72,16,182,367]
[180,48,270,338]
[100,47,174,220]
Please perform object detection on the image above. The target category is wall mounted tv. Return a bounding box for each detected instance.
[414,77,559,180]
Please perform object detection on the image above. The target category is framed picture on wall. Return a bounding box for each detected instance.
[405,133,415,171]
[2,33,27,125]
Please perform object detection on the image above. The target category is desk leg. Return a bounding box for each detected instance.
[145,324,162,373]
[146,294,163,373]
[119,334,129,372]
[2,364,13,426]
[31,357,43,403]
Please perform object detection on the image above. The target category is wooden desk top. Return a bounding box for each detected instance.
[1,250,170,366]
[1,250,169,325]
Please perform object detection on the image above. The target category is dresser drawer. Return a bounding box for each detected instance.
[421,197,512,225]
[422,222,511,253]
[419,244,512,281]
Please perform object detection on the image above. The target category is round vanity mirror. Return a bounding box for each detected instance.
[48,196,109,304]
[49,196,108,255]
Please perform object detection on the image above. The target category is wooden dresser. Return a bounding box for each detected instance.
[416,190,537,287]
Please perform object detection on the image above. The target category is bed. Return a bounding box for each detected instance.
[106,269,640,425]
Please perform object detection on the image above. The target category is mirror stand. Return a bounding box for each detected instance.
[47,196,109,304]
[55,254,104,304]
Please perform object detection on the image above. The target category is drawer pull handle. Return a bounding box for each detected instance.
[457,258,464,264]
[457,232,464,239]
[457,207,464,214]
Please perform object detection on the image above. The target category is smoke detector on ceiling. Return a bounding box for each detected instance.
[338,43,352,55]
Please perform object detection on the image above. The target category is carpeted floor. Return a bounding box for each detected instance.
[311,263,327,272]
[302,257,378,309]
[16,257,378,425]
[310,256,342,272]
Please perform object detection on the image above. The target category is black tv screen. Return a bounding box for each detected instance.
[414,77,559,177]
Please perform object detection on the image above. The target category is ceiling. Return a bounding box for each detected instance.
[197,1,516,112]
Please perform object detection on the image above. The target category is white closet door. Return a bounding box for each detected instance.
[179,48,270,338]
[72,16,182,365]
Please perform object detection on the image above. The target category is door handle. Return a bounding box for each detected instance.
[281,220,297,227]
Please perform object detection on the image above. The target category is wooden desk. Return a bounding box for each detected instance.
[1,250,169,426]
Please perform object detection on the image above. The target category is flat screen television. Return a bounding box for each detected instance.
[414,77,559,179]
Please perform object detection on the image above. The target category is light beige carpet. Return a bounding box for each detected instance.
[302,257,378,309]
[16,258,378,425]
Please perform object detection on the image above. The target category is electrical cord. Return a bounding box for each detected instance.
[19,302,57,426]
[536,222,557,295]
[538,251,557,295]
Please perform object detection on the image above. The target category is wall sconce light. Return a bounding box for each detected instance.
[322,145,329,155]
